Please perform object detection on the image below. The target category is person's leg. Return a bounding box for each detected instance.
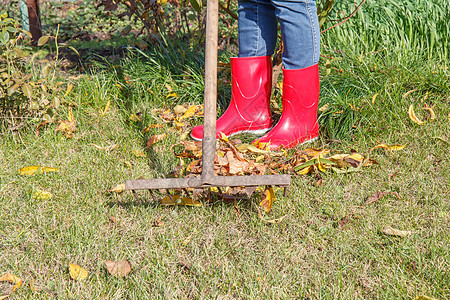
[191,0,278,141]
[254,0,320,149]
[273,0,320,69]
[238,0,278,57]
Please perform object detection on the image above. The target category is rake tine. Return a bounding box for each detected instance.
[132,190,141,203]
[148,189,157,202]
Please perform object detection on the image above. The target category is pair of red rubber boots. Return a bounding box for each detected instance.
[190,56,319,150]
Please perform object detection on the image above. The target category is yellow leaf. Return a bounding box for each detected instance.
[317,157,326,172]
[346,153,365,162]
[18,166,40,176]
[166,92,178,98]
[142,124,164,134]
[161,194,202,206]
[129,114,142,122]
[132,150,146,157]
[408,104,425,125]
[174,120,185,128]
[402,89,417,99]
[422,104,436,121]
[180,105,199,120]
[382,225,411,237]
[297,165,313,175]
[69,264,88,281]
[121,160,132,169]
[65,83,73,96]
[41,167,59,174]
[0,273,22,293]
[373,143,406,151]
[259,186,275,213]
[318,103,329,112]
[110,184,125,193]
[100,100,111,118]
[412,296,438,300]
[218,131,229,142]
[371,93,379,104]
[32,189,53,200]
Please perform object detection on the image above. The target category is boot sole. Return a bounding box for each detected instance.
[191,127,272,142]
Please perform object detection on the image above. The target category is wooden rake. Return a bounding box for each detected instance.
[125,0,291,198]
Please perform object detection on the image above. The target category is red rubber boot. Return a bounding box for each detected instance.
[191,56,273,141]
[254,64,320,150]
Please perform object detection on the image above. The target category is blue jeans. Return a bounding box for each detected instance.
[238,0,320,69]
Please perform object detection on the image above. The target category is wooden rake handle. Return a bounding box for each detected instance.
[201,0,219,185]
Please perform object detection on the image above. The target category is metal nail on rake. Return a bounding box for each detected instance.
[125,0,291,198]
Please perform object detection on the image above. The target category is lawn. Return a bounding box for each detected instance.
[0,0,449,299]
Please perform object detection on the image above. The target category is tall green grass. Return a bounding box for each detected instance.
[322,0,449,61]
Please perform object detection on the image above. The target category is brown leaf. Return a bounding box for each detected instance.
[245,186,257,198]
[146,134,166,149]
[365,191,389,205]
[152,217,164,227]
[338,215,350,230]
[55,106,77,138]
[365,191,401,205]
[105,260,132,277]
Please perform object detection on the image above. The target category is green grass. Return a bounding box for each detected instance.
[1,0,449,299]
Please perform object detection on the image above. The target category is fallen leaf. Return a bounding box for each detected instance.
[90,143,118,151]
[422,103,436,121]
[105,260,132,277]
[142,124,164,134]
[402,89,417,98]
[18,166,40,176]
[166,92,178,98]
[129,114,142,122]
[41,167,59,174]
[146,134,166,149]
[180,105,200,120]
[65,83,73,96]
[153,218,165,227]
[412,296,438,300]
[56,106,77,138]
[371,93,379,104]
[319,103,329,112]
[161,109,174,121]
[173,105,187,114]
[32,189,53,200]
[100,100,110,118]
[110,184,125,193]
[408,104,425,125]
[365,191,389,205]
[257,210,288,224]
[132,150,146,157]
[259,186,275,213]
[338,215,350,229]
[382,225,411,237]
[121,160,132,169]
[161,194,202,206]
[0,273,22,293]
[18,166,59,176]
[69,264,88,281]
